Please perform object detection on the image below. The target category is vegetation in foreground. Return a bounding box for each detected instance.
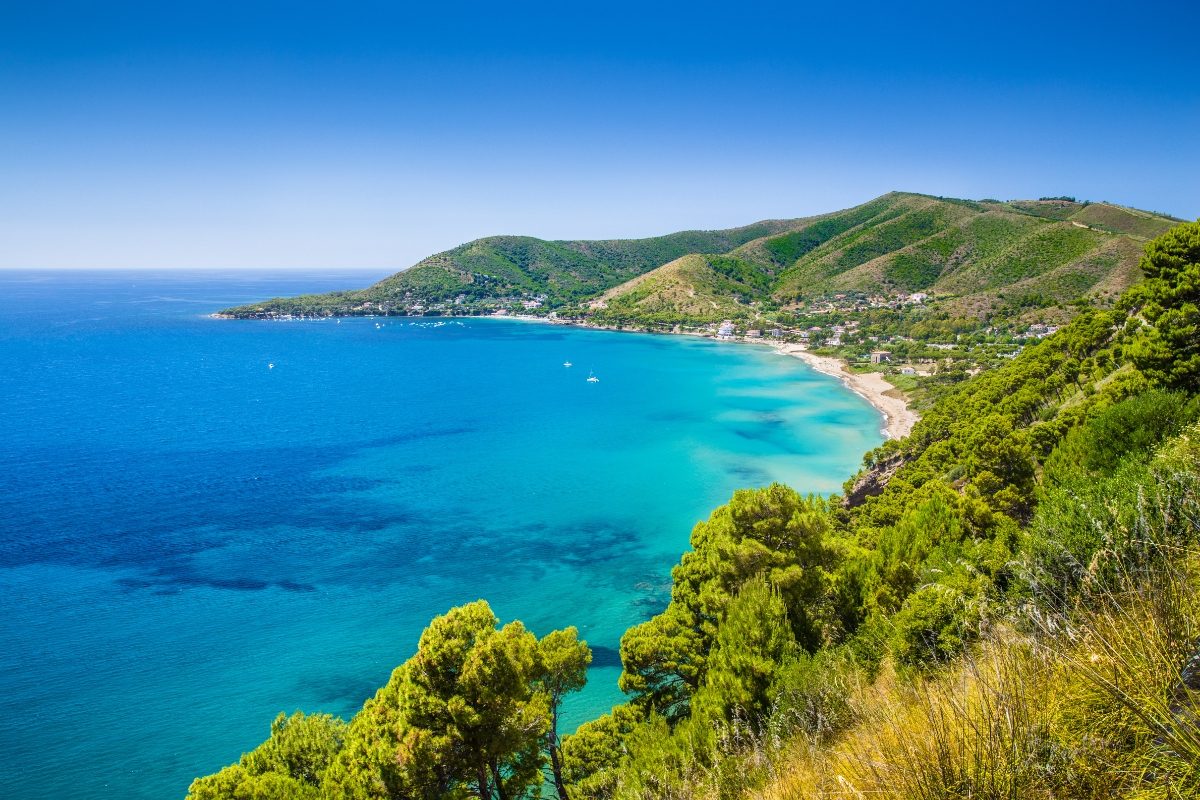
[190,221,1200,799]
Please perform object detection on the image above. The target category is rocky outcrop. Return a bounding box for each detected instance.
[843,452,907,509]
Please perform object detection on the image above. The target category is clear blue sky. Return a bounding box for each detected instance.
[1,1,1196,269]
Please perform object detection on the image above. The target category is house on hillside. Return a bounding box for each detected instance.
[870,350,892,364]
[717,321,735,340]
[1026,323,1060,338]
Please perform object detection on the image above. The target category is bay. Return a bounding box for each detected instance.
[0,270,883,799]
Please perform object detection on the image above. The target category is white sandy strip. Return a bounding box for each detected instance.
[773,344,918,440]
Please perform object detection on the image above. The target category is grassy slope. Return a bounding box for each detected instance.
[766,194,1176,310]
[593,193,937,320]
[770,194,982,295]
[757,578,1200,800]
[598,192,1173,321]
[1009,199,1182,238]
[745,422,1200,800]
[1070,201,1183,238]
[592,254,772,324]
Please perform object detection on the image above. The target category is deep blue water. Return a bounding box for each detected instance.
[0,270,883,799]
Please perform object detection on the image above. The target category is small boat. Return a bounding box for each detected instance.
[586,371,599,383]
[563,361,573,367]
[268,363,275,370]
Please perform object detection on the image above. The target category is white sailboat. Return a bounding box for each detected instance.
[586,370,599,383]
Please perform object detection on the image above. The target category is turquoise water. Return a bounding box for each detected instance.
[0,270,883,799]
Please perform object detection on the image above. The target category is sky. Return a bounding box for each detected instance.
[1,1,1197,270]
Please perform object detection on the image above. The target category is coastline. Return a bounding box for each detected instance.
[213,311,918,441]
[488,314,919,440]
[770,343,917,440]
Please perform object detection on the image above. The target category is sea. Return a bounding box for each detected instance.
[0,270,883,799]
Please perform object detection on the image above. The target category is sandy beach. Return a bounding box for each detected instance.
[773,343,918,440]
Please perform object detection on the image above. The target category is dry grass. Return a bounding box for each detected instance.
[750,562,1200,800]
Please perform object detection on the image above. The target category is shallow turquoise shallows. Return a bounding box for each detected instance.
[0,270,883,799]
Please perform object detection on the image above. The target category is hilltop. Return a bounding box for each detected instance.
[218,192,1180,325]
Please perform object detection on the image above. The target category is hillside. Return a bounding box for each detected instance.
[589,253,770,324]
[219,193,1179,322]
[217,220,806,318]
[594,192,1180,323]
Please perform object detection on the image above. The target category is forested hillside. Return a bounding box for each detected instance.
[193,221,1200,800]
[218,220,806,317]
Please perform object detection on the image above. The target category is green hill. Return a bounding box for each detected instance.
[598,192,1178,322]
[218,221,805,318]
[219,192,1181,331]
[589,253,772,325]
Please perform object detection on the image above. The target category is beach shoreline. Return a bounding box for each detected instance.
[494,314,919,440]
[769,343,917,440]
